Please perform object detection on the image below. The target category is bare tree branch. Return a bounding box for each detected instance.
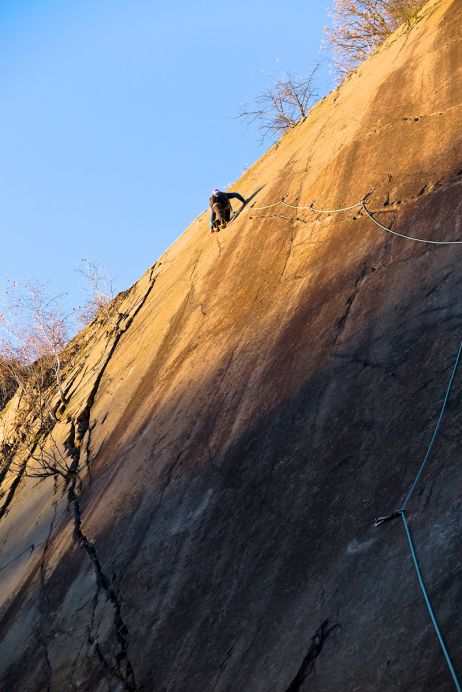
[0,279,77,479]
[237,65,319,143]
[76,259,118,328]
[324,0,425,80]
[0,280,69,413]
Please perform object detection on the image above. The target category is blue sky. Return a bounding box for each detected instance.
[0,0,333,311]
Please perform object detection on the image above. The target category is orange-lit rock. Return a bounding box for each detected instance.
[1,1,462,689]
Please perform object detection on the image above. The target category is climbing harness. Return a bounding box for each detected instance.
[375,340,462,692]
[246,196,462,245]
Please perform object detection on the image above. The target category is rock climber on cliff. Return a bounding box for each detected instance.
[209,188,246,232]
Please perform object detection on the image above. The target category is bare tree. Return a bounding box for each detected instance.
[325,0,425,79]
[2,413,72,480]
[0,280,77,480]
[0,267,120,482]
[238,66,319,142]
[76,259,118,328]
[0,397,75,481]
[0,280,70,417]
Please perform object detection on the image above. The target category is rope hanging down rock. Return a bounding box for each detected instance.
[360,203,462,246]
[245,189,462,684]
[246,196,462,245]
[244,191,462,684]
[375,340,462,692]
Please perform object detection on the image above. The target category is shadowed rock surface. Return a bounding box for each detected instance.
[1,1,462,689]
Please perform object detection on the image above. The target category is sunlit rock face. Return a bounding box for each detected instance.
[1,1,462,689]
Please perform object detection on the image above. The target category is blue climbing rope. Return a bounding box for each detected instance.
[376,339,462,691]
[402,339,462,511]
[401,511,462,692]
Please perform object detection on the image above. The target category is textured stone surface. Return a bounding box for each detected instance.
[1,1,462,689]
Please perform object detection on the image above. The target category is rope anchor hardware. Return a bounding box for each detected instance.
[373,340,462,692]
[374,509,404,527]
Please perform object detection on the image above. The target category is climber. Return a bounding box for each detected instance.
[209,188,246,232]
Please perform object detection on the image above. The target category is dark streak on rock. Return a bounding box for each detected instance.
[39,635,52,692]
[79,264,157,468]
[334,262,373,343]
[0,443,15,489]
[59,268,158,690]
[68,486,137,690]
[0,457,29,521]
[332,353,403,383]
[284,620,339,692]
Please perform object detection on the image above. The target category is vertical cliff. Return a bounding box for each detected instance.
[1,1,462,690]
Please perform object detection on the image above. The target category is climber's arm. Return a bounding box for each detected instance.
[225,192,246,205]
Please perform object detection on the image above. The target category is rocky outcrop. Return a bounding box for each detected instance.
[1,1,462,689]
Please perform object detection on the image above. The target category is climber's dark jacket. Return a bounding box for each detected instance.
[209,191,245,229]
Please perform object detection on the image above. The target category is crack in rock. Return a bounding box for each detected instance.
[26,269,158,690]
[333,262,374,347]
[57,273,160,691]
[65,426,138,691]
[284,620,340,692]
[0,442,15,489]
[0,456,30,520]
[39,634,52,692]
